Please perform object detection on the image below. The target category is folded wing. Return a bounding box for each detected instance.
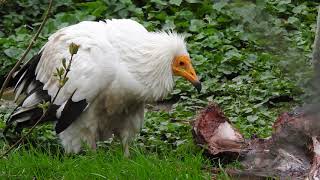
[6,22,119,134]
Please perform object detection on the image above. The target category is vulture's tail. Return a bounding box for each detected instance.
[3,52,57,137]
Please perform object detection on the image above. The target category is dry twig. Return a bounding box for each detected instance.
[0,0,53,99]
[0,43,79,158]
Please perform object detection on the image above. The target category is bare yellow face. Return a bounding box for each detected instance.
[172,55,201,92]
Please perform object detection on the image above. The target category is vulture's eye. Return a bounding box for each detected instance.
[179,61,185,66]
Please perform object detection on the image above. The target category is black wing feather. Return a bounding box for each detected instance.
[7,52,42,91]
[5,52,89,138]
[55,98,88,134]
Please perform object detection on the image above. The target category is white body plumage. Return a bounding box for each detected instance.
[8,19,200,155]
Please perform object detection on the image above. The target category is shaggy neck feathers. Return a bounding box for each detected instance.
[119,32,187,101]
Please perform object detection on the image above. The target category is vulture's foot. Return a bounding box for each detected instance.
[119,131,131,157]
[123,143,130,158]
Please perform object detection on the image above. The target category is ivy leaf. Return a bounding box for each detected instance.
[212,2,227,11]
[162,19,176,30]
[287,17,299,25]
[185,0,200,3]
[247,115,258,123]
[292,4,307,14]
[169,0,182,6]
[4,47,23,59]
[189,19,204,32]
[150,0,167,6]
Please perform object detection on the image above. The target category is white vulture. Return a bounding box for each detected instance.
[5,19,201,156]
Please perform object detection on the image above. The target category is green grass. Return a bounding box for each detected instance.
[0,143,210,179]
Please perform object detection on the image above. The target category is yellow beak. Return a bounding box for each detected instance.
[172,55,201,93]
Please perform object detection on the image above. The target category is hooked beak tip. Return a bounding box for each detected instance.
[193,81,202,93]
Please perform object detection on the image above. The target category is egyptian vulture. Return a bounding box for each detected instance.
[5,19,201,156]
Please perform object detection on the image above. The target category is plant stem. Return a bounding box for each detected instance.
[0,107,50,158]
[0,0,53,99]
[0,52,75,158]
[0,0,56,158]
[52,54,74,104]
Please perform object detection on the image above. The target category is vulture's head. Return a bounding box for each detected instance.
[164,32,201,94]
[172,54,201,93]
[128,31,201,100]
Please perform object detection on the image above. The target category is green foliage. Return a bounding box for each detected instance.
[137,111,191,152]
[0,0,318,177]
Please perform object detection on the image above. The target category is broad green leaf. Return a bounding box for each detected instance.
[247,115,258,123]
[189,19,205,32]
[4,47,23,59]
[169,0,182,6]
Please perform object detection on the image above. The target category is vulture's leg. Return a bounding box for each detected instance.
[123,138,130,158]
[120,130,131,157]
[120,132,130,157]
[119,103,144,157]
[91,141,97,150]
